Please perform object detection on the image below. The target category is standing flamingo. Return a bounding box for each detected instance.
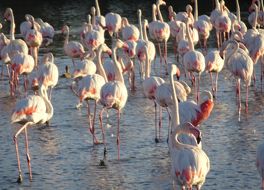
[99,39,128,161]
[37,53,59,100]
[11,84,53,182]
[257,142,264,189]
[148,1,170,75]
[205,50,224,98]
[35,18,55,47]
[76,43,111,144]
[183,18,205,103]
[61,25,85,67]
[168,64,210,189]
[220,40,253,121]
[10,52,34,96]
[24,15,43,68]
[104,12,122,38]
[121,17,139,42]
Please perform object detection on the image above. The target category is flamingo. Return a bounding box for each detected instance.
[0,33,11,77]
[20,14,41,39]
[248,0,261,28]
[35,18,55,47]
[178,90,214,127]
[220,40,253,121]
[72,57,96,79]
[99,39,128,161]
[169,123,210,189]
[183,18,205,103]
[104,12,122,38]
[121,17,140,42]
[11,84,53,182]
[37,53,59,100]
[10,52,34,96]
[205,50,224,98]
[231,0,247,36]
[94,0,106,27]
[76,43,111,144]
[136,9,156,81]
[24,15,43,68]
[2,8,28,69]
[148,1,170,75]
[257,142,264,189]
[167,64,210,189]
[61,25,85,67]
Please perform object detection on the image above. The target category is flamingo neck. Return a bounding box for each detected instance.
[224,41,239,66]
[156,2,164,22]
[152,4,157,21]
[236,0,241,22]
[39,85,53,121]
[170,66,180,127]
[253,5,259,29]
[144,46,150,78]
[143,21,149,42]
[194,0,198,21]
[138,11,143,40]
[64,28,69,47]
[215,0,220,10]
[96,47,108,82]
[95,0,101,16]
[186,22,194,51]
[9,10,15,41]
[112,46,124,83]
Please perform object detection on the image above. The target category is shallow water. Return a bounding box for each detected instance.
[0,0,264,189]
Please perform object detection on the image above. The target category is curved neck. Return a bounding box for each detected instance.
[186,22,194,51]
[152,5,157,21]
[143,21,149,42]
[215,0,220,10]
[112,46,124,83]
[39,85,53,121]
[156,2,164,22]
[96,47,108,82]
[224,41,239,65]
[95,0,101,16]
[236,0,241,22]
[138,11,143,40]
[253,5,259,29]
[144,46,150,78]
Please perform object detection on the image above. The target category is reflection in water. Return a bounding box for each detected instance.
[0,0,263,189]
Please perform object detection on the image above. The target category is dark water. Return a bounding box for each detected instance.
[0,0,264,189]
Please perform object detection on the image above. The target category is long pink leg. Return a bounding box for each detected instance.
[164,40,168,75]
[209,72,215,98]
[215,72,219,97]
[154,101,158,143]
[166,107,171,143]
[117,110,121,160]
[24,126,32,181]
[158,105,162,140]
[99,107,107,154]
[237,79,241,121]
[196,75,200,103]
[13,122,33,183]
[158,43,162,76]
[245,85,249,113]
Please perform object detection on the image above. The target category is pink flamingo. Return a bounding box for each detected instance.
[121,17,139,41]
[10,52,34,96]
[104,12,122,38]
[99,39,128,161]
[168,65,210,189]
[24,15,43,68]
[20,14,41,39]
[183,18,205,103]
[257,142,264,189]
[205,50,224,98]
[35,18,55,47]
[76,43,111,144]
[178,90,214,127]
[220,40,253,121]
[231,0,247,36]
[94,0,106,27]
[136,9,156,80]
[11,84,53,182]
[84,23,105,52]
[0,33,11,77]
[2,8,28,67]
[149,1,170,75]
[61,25,85,67]
[37,53,59,100]
[72,57,96,79]
[169,123,210,189]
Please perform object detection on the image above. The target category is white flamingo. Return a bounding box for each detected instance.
[61,25,85,67]
[11,84,53,182]
[35,18,55,47]
[99,39,128,161]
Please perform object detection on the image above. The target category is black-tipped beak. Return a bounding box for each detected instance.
[196,135,201,144]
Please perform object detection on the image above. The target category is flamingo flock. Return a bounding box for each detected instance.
[1,0,264,189]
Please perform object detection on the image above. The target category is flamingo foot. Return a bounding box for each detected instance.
[155,138,159,143]
[17,172,23,183]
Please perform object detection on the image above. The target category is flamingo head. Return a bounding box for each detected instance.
[156,0,166,6]
[186,4,193,13]
[4,8,13,21]
[61,25,69,35]
[90,6,96,16]
[31,78,39,91]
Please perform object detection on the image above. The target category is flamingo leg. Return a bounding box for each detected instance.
[13,121,34,183]
[209,72,215,98]
[158,43,162,76]
[154,101,159,143]
[99,107,107,155]
[245,85,249,113]
[158,105,162,140]
[164,40,168,75]
[117,110,121,160]
[196,75,200,103]
[237,79,241,121]
[24,126,32,181]
[261,60,263,92]
[166,107,171,144]
[71,58,76,67]
[215,72,219,98]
